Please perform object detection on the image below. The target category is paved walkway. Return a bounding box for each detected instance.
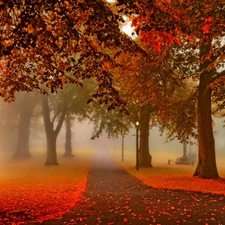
[37,150,225,225]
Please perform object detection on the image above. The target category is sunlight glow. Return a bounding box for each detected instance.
[122,20,135,37]
[106,0,117,3]
[121,16,137,39]
[106,2,136,38]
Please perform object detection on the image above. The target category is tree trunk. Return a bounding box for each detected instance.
[13,110,32,158]
[139,105,153,167]
[45,131,59,165]
[64,111,74,157]
[182,142,187,159]
[42,95,67,166]
[193,41,219,178]
[13,93,37,158]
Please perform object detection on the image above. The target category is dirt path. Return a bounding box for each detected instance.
[34,150,225,225]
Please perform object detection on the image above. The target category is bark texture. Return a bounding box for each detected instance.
[194,41,219,178]
[139,105,153,167]
[182,142,187,159]
[13,94,37,158]
[42,95,67,166]
[64,112,74,157]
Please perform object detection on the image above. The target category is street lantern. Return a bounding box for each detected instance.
[135,121,139,170]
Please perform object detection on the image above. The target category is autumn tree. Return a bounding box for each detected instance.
[89,51,156,166]
[90,101,131,141]
[169,1,225,178]
[157,78,198,143]
[0,0,144,111]
[62,81,95,157]
[42,80,95,165]
[13,92,38,158]
[42,93,66,165]
[112,45,190,167]
[0,1,150,166]
[117,0,225,178]
[1,0,224,178]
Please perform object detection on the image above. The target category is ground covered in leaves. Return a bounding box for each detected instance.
[2,148,225,225]
[113,150,225,195]
[32,150,225,225]
[0,149,92,225]
[127,169,225,195]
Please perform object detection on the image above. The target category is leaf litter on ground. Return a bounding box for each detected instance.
[0,149,93,224]
[112,150,225,195]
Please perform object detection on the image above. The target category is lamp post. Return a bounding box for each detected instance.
[135,121,139,170]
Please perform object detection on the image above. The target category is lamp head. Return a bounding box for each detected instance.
[135,121,139,127]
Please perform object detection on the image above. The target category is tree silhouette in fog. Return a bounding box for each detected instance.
[13,92,38,158]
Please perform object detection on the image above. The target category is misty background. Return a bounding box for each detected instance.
[1,97,225,166]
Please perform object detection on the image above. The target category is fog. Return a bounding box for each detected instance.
[70,117,225,167]
[32,117,225,166]
[1,100,225,170]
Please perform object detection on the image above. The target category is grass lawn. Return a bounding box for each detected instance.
[111,149,225,195]
[0,148,93,224]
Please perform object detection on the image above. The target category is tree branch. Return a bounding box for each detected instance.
[54,109,67,136]
[210,69,225,85]
[52,111,60,125]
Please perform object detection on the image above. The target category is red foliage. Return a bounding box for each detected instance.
[131,18,138,27]
[137,174,225,195]
[139,29,181,52]
[0,178,87,224]
[201,17,213,34]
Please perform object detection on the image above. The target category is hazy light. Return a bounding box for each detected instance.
[121,16,137,39]
[106,1,136,38]
[106,0,117,3]
[122,21,133,35]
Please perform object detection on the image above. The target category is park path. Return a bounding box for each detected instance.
[37,150,225,225]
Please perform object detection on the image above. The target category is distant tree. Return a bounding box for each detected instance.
[0,92,39,158]
[62,81,94,157]
[112,46,191,168]
[90,102,131,140]
[0,101,18,152]
[42,80,95,165]
[42,94,67,165]
[64,111,74,157]
[13,92,38,158]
